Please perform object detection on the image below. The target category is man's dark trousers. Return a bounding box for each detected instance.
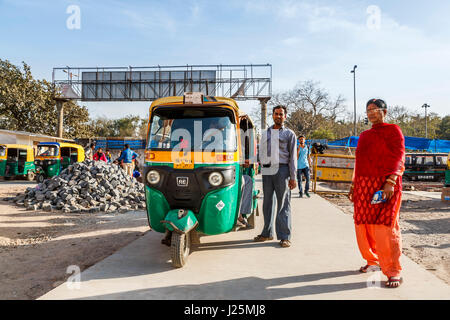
[261,165,292,240]
[297,167,310,195]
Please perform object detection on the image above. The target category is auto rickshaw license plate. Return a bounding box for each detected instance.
[174,157,194,169]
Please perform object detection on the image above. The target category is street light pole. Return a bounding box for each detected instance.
[422,103,430,138]
[351,65,357,136]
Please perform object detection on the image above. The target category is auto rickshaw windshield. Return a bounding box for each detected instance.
[147,107,237,152]
[0,146,5,157]
[37,145,59,156]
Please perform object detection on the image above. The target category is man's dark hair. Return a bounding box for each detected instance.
[124,144,130,149]
[298,135,305,138]
[273,105,287,115]
[90,143,95,148]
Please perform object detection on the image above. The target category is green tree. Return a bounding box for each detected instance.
[88,115,148,138]
[0,59,90,138]
[436,115,450,140]
[115,115,142,137]
[310,128,336,140]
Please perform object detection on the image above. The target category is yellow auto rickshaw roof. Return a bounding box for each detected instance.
[149,96,255,124]
[149,96,240,112]
[0,144,34,150]
[59,142,84,150]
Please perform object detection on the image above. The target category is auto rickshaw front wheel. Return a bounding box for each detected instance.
[171,231,191,268]
[36,174,45,184]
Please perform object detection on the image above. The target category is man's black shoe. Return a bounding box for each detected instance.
[305,192,310,198]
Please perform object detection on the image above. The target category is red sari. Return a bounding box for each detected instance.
[353,123,405,226]
[353,123,405,278]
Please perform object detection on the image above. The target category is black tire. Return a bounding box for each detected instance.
[37,174,45,184]
[171,231,191,268]
[3,176,11,181]
[27,171,35,181]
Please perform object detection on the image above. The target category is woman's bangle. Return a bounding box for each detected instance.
[385,178,396,186]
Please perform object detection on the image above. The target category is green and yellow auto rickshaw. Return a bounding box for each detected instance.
[144,93,259,267]
[34,142,85,183]
[0,144,36,181]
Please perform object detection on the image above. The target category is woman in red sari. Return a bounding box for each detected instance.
[349,98,405,288]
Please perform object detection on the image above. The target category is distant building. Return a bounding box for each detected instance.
[0,129,74,153]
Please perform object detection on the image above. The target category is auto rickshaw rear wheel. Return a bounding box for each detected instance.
[171,231,191,268]
[27,171,35,181]
[37,174,45,183]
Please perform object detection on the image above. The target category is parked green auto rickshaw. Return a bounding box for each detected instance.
[34,142,85,183]
[144,93,259,267]
[0,144,36,181]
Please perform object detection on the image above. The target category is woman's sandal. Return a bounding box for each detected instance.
[359,264,381,273]
[238,217,252,228]
[236,219,246,228]
[386,277,403,288]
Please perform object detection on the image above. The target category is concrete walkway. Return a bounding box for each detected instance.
[40,181,450,300]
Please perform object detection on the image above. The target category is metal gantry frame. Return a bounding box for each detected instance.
[52,64,272,101]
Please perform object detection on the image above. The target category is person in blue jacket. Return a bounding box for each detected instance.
[117,144,139,176]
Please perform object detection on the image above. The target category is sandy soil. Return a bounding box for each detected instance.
[1,179,448,299]
[320,189,450,285]
[0,181,149,300]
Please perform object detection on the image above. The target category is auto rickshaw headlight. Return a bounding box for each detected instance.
[208,172,223,186]
[147,170,160,184]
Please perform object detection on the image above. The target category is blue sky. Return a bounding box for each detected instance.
[1,0,449,122]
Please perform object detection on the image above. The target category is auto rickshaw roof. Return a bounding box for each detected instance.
[59,142,84,150]
[150,96,239,112]
[149,95,253,122]
[406,152,448,156]
[38,142,60,147]
[37,142,83,150]
[0,144,34,150]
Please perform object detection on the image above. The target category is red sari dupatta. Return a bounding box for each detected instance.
[353,123,405,226]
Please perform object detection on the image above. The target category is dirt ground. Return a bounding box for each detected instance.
[320,184,450,285]
[0,181,150,300]
[1,180,448,300]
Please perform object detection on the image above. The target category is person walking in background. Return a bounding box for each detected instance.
[85,143,96,161]
[297,135,312,198]
[348,98,405,288]
[254,105,297,248]
[93,147,108,163]
[133,159,143,182]
[117,144,139,176]
[105,149,112,163]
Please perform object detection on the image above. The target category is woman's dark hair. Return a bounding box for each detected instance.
[366,98,387,110]
[273,105,287,114]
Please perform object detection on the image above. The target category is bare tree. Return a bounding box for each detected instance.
[269,80,347,137]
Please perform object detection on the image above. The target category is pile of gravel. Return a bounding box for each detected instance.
[9,160,146,213]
